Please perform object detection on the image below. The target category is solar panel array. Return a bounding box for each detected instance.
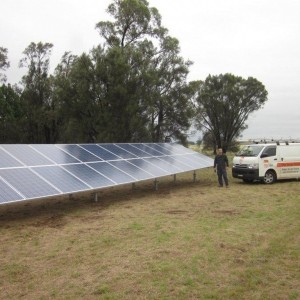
[0,143,213,205]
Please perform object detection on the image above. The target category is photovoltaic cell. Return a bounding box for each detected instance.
[160,143,194,154]
[81,144,119,161]
[182,153,211,168]
[128,158,169,177]
[88,161,136,184]
[145,143,172,155]
[31,144,80,164]
[1,145,53,166]
[0,179,23,203]
[56,145,100,162]
[99,144,137,159]
[109,160,153,180]
[169,155,194,168]
[143,157,182,174]
[117,144,151,158]
[0,148,23,168]
[157,156,192,172]
[130,144,163,156]
[0,168,60,199]
[32,166,90,193]
[193,152,215,164]
[62,164,115,188]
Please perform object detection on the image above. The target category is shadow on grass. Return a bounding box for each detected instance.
[0,172,215,224]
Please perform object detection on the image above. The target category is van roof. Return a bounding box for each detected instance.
[249,142,300,146]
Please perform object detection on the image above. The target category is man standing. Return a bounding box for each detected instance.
[214,148,229,187]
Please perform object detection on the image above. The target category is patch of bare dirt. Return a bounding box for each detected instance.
[166,210,188,214]
[212,209,240,215]
[30,214,66,228]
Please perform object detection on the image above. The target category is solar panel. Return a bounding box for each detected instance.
[87,162,135,184]
[0,148,23,168]
[0,143,214,205]
[99,144,137,159]
[0,168,60,199]
[117,144,151,158]
[31,144,80,164]
[145,143,173,155]
[109,160,153,180]
[56,144,101,162]
[32,166,90,193]
[156,156,192,172]
[130,144,163,156]
[62,164,115,189]
[1,145,54,166]
[0,179,23,202]
[128,158,170,177]
[143,157,183,174]
[80,144,119,160]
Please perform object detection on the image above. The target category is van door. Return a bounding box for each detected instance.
[260,146,277,177]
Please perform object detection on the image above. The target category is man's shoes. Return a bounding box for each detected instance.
[218,185,223,187]
[226,185,229,188]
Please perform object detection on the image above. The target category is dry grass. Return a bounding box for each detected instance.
[0,168,299,299]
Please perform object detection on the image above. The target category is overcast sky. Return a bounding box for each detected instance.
[1,0,299,141]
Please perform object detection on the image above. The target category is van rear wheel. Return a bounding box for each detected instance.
[264,170,276,184]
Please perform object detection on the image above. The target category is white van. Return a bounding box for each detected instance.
[232,142,300,184]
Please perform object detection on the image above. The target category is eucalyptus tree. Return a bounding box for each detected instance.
[195,73,268,151]
[19,42,55,143]
[57,51,106,143]
[51,51,79,142]
[0,47,10,82]
[144,36,196,143]
[0,83,22,143]
[0,47,22,142]
[95,0,195,143]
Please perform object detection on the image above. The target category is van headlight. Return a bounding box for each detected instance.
[248,163,259,169]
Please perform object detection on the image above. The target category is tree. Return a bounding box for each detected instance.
[97,45,152,142]
[95,0,195,143]
[195,73,268,151]
[0,47,10,83]
[50,51,78,142]
[0,83,23,143]
[145,41,197,144]
[19,42,55,143]
[96,0,164,48]
[55,51,106,143]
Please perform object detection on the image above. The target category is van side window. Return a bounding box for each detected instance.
[261,146,276,157]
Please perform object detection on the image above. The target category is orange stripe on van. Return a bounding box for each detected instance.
[277,162,300,167]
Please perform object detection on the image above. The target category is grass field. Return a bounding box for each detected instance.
[0,166,299,299]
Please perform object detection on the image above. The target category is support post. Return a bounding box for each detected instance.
[193,170,196,183]
[154,179,159,191]
[173,174,176,183]
[94,192,98,202]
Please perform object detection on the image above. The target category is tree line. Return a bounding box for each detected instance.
[0,0,268,150]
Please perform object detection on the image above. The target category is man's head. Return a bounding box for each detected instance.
[217,148,223,155]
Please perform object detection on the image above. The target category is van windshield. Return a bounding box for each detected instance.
[237,145,264,157]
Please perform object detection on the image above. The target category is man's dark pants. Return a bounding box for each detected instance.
[217,168,228,187]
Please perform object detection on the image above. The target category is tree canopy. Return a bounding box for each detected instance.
[0,1,268,146]
[0,47,10,82]
[195,73,268,151]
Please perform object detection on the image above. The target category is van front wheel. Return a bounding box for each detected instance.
[264,170,276,184]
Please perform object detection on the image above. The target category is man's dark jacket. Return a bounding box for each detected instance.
[214,154,229,170]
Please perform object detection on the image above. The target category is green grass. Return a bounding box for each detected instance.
[0,168,299,299]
